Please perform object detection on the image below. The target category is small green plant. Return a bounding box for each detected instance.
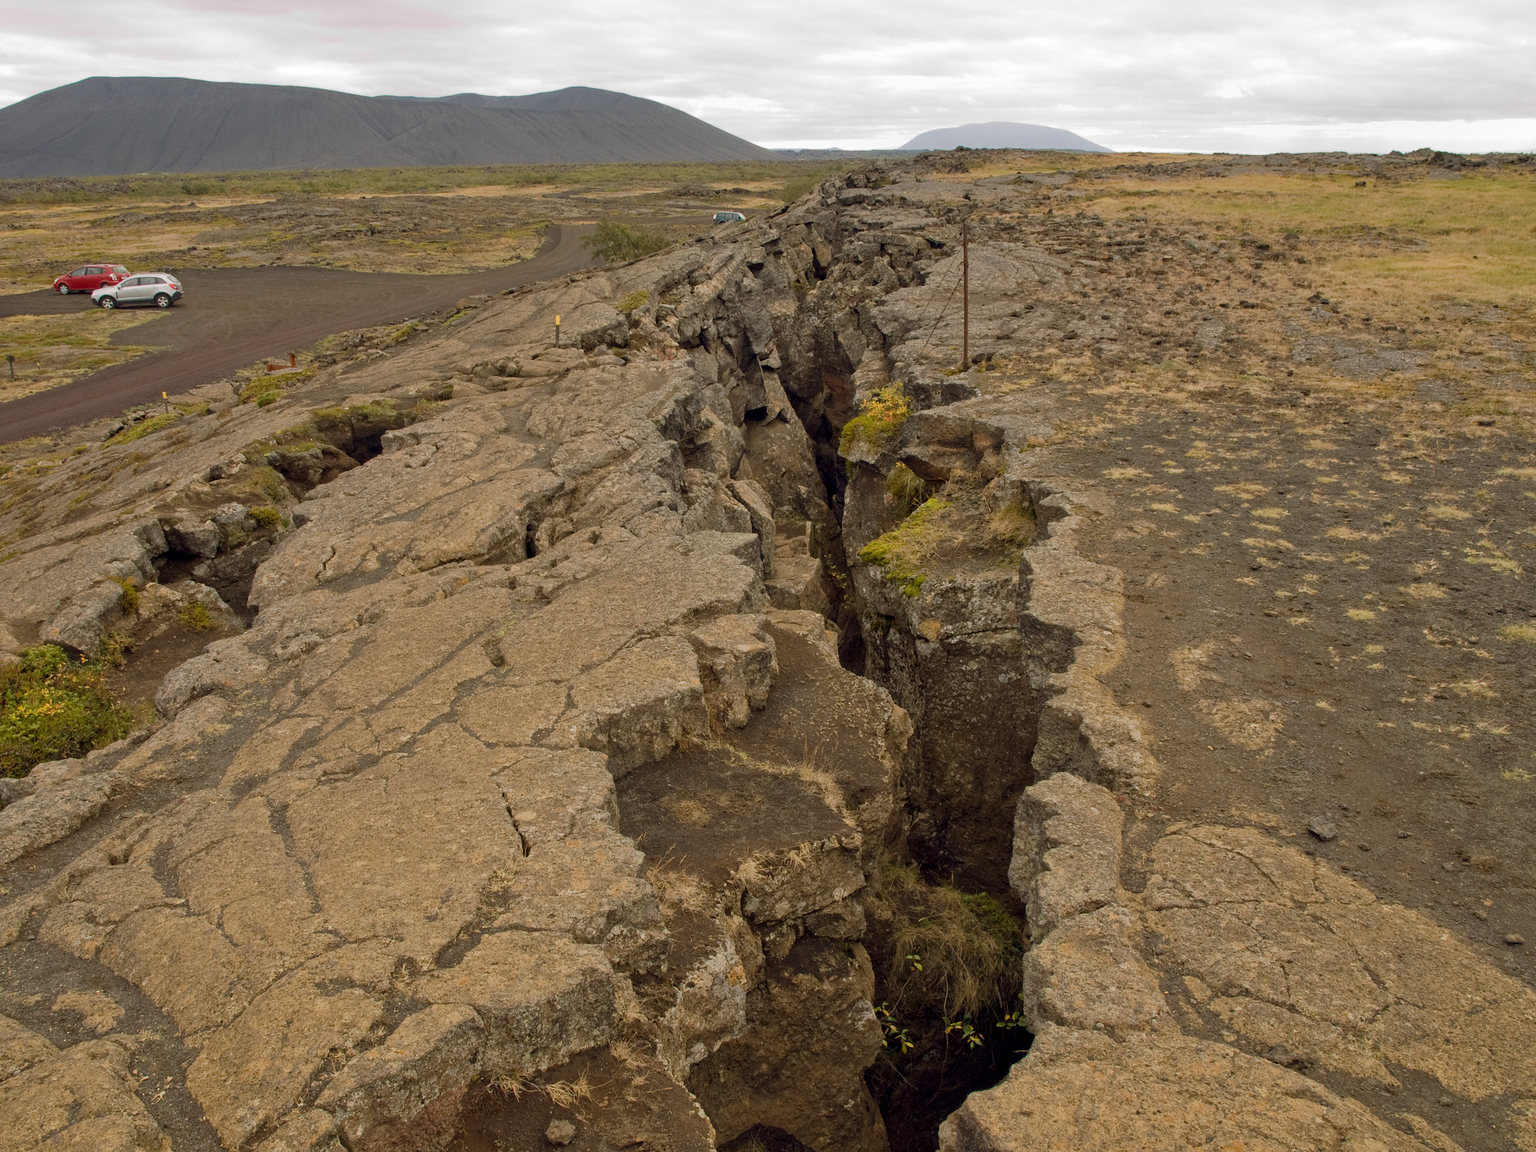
[0,644,139,777]
[617,289,650,314]
[110,577,139,616]
[583,221,671,263]
[945,1017,984,1049]
[838,384,910,459]
[249,504,282,529]
[177,602,215,631]
[875,1001,916,1053]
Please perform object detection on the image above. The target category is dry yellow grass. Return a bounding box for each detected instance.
[1092,170,1536,313]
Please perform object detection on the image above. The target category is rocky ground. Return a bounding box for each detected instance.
[0,177,782,285]
[1,149,1533,1151]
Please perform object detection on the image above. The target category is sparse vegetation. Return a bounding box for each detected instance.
[839,384,910,459]
[104,411,179,445]
[249,504,282,529]
[493,1071,594,1110]
[238,366,317,405]
[885,462,933,516]
[617,289,651,314]
[0,644,139,777]
[584,221,672,263]
[177,602,215,631]
[877,859,1022,1024]
[858,496,951,597]
[0,311,167,404]
[0,160,852,205]
[780,174,822,203]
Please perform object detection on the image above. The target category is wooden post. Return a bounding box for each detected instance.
[5,354,13,380]
[961,220,970,370]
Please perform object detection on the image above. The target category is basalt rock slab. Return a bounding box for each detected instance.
[10,157,1525,1152]
[940,1025,1432,1152]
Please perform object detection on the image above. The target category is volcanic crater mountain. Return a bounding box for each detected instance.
[0,77,777,178]
[899,121,1110,152]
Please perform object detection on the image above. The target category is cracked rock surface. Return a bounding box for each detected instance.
[3,150,1534,1151]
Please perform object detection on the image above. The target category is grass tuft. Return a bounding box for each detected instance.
[876,858,1022,1023]
[249,504,282,529]
[885,463,933,516]
[105,412,178,446]
[111,577,139,616]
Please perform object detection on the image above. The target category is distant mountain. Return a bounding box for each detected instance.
[0,77,776,178]
[899,122,1111,153]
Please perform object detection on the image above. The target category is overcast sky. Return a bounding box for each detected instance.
[2,0,1532,153]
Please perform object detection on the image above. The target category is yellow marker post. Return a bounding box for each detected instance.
[162,390,169,413]
[555,314,561,347]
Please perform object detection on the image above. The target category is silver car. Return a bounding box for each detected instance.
[94,273,183,309]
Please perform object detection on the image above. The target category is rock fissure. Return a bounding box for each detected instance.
[5,157,1534,1152]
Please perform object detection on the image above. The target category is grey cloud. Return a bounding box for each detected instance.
[0,0,1531,151]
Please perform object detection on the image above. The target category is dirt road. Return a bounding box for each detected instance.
[0,223,599,442]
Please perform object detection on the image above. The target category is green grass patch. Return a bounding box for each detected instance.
[858,496,951,597]
[0,644,140,777]
[104,412,178,445]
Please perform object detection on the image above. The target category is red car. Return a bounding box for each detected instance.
[53,264,129,295]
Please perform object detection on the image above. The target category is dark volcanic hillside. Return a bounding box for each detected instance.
[0,77,776,177]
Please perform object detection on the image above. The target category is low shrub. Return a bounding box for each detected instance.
[177,602,215,631]
[0,644,138,777]
[583,221,671,263]
[839,384,910,459]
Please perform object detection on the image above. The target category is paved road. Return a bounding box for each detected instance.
[0,223,600,443]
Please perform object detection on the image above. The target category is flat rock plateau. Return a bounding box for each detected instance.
[1,148,1534,1152]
